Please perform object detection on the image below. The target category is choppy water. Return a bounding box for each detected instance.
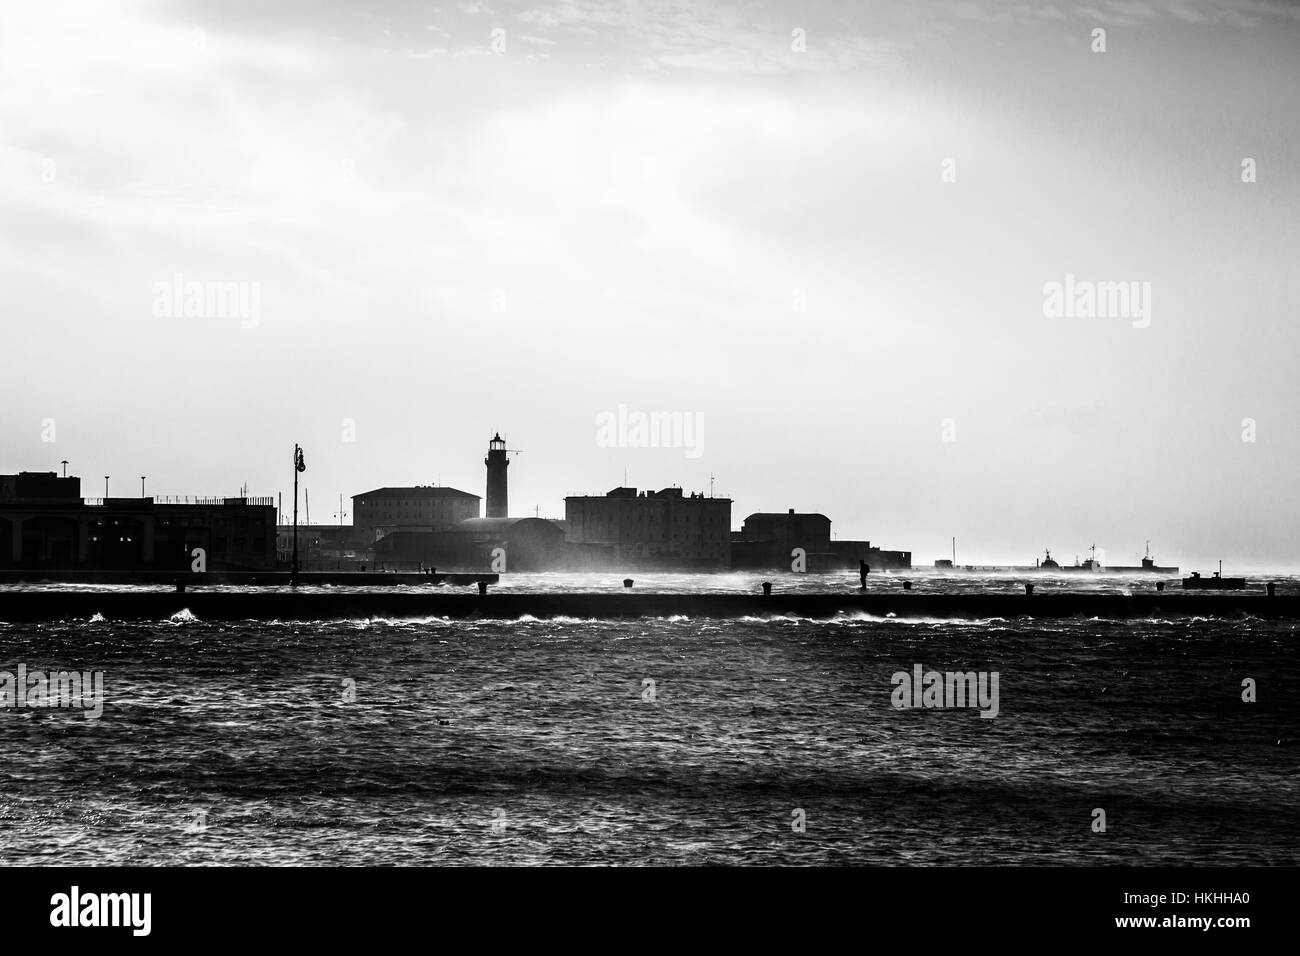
[1,584,1297,865]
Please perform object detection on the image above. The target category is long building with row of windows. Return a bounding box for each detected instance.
[352,485,481,541]
[0,471,276,571]
[562,486,732,568]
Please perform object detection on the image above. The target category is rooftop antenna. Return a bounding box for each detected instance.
[60,460,68,478]
[710,472,715,497]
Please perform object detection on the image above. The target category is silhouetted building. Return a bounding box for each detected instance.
[374,516,566,571]
[0,471,275,571]
[828,540,911,571]
[564,487,731,569]
[351,486,480,543]
[485,433,509,518]
[731,508,911,571]
[0,471,81,501]
[275,524,368,569]
[731,509,833,568]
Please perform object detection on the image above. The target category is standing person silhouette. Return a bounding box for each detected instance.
[859,560,870,588]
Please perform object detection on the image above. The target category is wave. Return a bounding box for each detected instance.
[828,613,1014,626]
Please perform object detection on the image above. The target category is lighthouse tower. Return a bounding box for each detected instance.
[485,433,509,518]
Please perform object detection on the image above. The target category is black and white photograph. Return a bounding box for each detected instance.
[0,0,1295,941]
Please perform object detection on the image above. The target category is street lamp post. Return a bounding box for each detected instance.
[292,448,299,585]
[104,476,109,498]
[141,476,147,498]
[291,444,305,586]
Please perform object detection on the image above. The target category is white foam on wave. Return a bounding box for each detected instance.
[168,608,200,623]
[830,613,1015,626]
[1123,615,1255,626]
[728,612,1016,626]
[349,616,457,628]
[510,614,606,625]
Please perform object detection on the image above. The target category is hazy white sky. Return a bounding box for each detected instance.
[2,0,1297,569]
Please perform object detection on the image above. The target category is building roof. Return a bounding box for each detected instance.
[353,486,479,500]
[745,512,830,520]
[566,488,729,501]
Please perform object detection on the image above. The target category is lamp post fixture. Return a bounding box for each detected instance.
[141,476,147,498]
[104,476,109,498]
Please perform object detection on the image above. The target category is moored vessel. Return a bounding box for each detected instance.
[1183,561,1246,590]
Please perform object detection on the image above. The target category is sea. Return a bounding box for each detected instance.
[1,571,1296,866]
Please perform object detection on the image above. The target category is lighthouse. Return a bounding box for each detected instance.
[485,433,509,518]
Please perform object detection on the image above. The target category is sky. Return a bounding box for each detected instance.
[2,0,1298,570]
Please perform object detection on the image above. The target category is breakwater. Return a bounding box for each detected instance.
[1,590,1296,622]
[0,570,496,587]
